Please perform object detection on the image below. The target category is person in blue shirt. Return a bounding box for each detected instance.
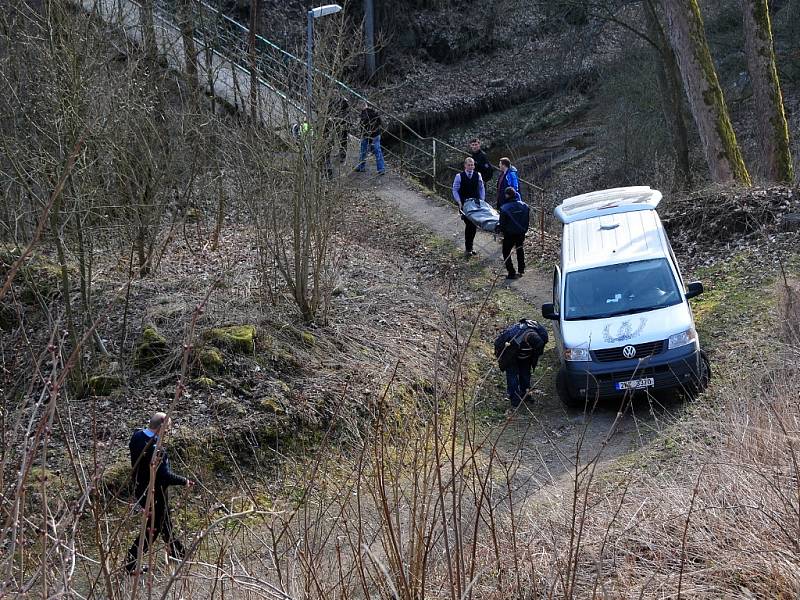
[496,158,520,208]
[452,156,486,257]
[125,412,194,575]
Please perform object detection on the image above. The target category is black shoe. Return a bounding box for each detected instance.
[506,273,520,280]
[465,250,477,257]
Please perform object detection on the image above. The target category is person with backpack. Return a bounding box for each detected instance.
[496,158,520,208]
[494,319,549,408]
[497,187,530,279]
[469,138,494,185]
[125,412,194,575]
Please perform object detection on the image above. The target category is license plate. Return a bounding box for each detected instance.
[615,377,655,391]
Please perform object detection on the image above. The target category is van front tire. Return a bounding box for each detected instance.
[557,368,585,409]
[688,350,711,398]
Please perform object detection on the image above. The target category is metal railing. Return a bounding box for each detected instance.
[90,0,551,234]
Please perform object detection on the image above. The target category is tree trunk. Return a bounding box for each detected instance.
[247,0,260,122]
[662,0,751,185]
[743,0,794,183]
[139,0,158,63]
[177,0,199,91]
[644,0,692,189]
[363,0,376,79]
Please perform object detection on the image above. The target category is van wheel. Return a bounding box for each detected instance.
[557,368,584,409]
[688,351,711,398]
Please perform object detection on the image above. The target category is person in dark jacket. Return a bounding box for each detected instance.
[355,100,385,174]
[498,187,530,279]
[334,94,350,163]
[125,412,194,575]
[452,156,486,257]
[494,319,548,408]
[496,157,520,208]
[469,138,493,184]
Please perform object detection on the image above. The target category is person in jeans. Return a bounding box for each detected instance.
[452,156,486,257]
[355,101,385,174]
[496,157,520,208]
[498,187,529,279]
[125,412,194,575]
[494,319,548,408]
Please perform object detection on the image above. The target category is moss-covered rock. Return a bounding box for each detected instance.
[194,376,215,387]
[199,347,224,373]
[102,457,132,496]
[0,248,66,304]
[213,396,247,416]
[87,373,124,396]
[259,396,286,414]
[300,331,315,346]
[204,325,256,354]
[135,326,170,369]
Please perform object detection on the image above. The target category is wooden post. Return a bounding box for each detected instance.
[432,138,437,182]
[540,190,545,256]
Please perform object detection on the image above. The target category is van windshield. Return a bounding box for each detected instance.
[563,258,682,320]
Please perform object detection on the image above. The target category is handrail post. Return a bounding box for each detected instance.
[540,189,545,255]
[432,139,436,182]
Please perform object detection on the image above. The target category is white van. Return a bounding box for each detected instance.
[541,187,710,407]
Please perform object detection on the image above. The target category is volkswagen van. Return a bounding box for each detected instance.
[541,187,710,407]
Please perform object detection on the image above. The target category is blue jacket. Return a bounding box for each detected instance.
[496,166,520,206]
[499,194,530,236]
[129,429,187,498]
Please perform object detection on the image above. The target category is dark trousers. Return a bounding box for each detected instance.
[126,490,184,573]
[502,233,526,275]
[506,359,537,406]
[338,128,348,162]
[463,218,477,252]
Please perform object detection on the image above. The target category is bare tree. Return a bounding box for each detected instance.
[662,0,751,185]
[743,0,794,183]
[644,0,692,188]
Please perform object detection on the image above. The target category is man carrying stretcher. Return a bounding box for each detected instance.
[452,157,486,257]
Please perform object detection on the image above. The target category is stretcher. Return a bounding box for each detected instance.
[460,198,499,232]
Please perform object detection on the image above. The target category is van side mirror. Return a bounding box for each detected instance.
[686,281,704,299]
[542,303,558,320]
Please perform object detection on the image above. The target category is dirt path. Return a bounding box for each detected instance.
[355,170,682,494]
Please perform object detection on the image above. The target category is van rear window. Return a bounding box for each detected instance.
[563,258,681,320]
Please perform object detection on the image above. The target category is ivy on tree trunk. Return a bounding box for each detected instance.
[662,0,751,186]
[743,0,794,183]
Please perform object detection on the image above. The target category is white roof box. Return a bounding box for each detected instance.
[555,186,662,224]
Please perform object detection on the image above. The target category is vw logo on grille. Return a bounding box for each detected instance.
[622,345,637,359]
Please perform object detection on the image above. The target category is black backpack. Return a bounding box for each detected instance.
[494,320,548,371]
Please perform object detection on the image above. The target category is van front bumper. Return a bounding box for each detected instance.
[563,345,702,399]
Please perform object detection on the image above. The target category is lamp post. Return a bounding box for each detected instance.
[306,4,342,121]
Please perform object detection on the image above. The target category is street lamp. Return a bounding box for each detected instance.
[306,4,342,120]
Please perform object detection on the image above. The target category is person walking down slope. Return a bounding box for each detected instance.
[498,187,530,279]
[496,157,520,208]
[452,157,486,257]
[469,138,494,185]
[125,412,194,576]
[355,101,385,174]
[334,94,350,163]
[494,319,548,408]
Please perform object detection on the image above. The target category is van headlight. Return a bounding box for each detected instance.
[668,327,697,350]
[565,347,590,362]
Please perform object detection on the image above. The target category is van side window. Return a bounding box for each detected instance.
[553,266,561,316]
[664,232,685,289]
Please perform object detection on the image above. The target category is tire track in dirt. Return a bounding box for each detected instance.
[354,171,682,496]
